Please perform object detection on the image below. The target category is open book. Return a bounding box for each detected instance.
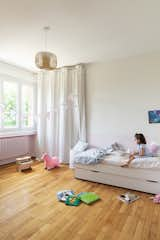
[118,192,140,204]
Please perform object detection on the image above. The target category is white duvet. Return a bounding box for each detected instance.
[103,153,160,169]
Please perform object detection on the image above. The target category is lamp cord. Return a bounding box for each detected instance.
[43,26,50,51]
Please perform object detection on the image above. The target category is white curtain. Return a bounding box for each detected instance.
[36,64,86,163]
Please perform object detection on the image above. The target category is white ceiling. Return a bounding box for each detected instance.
[1,0,160,71]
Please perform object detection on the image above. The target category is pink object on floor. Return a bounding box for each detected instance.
[42,153,60,170]
[153,194,160,203]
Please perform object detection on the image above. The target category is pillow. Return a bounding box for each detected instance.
[72,140,88,153]
[78,192,100,204]
[149,143,160,157]
[111,142,125,152]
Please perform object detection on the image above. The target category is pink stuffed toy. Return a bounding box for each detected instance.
[42,153,60,170]
[153,194,160,203]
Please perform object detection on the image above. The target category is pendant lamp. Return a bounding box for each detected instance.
[35,26,57,70]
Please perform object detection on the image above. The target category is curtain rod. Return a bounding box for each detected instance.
[55,63,84,70]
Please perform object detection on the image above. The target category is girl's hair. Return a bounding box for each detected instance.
[135,133,146,144]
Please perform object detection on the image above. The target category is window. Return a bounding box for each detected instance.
[0,76,36,133]
[22,85,34,128]
[3,81,18,128]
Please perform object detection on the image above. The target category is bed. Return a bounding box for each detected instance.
[74,155,160,194]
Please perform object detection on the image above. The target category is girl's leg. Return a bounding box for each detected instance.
[121,155,135,167]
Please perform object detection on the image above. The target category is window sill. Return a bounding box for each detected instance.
[0,130,37,138]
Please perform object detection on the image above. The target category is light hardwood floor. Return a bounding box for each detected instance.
[0,162,160,240]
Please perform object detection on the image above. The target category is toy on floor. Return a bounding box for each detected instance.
[77,192,100,204]
[153,194,160,203]
[57,190,101,206]
[57,190,75,202]
[42,153,60,170]
[16,156,33,172]
[65,195,81,206]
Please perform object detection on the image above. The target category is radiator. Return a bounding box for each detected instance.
[0,135,35,165]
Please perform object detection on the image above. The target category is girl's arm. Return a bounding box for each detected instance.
[139,147,145,156]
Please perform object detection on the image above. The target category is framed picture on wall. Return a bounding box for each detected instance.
[148,110,160,123]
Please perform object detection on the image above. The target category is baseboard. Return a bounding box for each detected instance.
[0,158,16,165]
[0,155,37,166]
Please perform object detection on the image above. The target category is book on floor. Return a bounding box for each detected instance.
[118,192,140,204]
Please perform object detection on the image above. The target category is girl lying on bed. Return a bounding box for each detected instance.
[122,133,152,167]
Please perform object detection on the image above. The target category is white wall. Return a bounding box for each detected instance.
[0,61,36,82]
[86,53,160,150]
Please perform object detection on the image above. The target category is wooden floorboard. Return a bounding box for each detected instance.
[0,162,160,240]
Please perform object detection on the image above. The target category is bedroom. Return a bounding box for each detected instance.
[0,1,160,240]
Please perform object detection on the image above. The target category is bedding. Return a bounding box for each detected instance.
[72,141,88,153]
[73,143,160,169]
[74,148,109,164]
[74,148,160,168]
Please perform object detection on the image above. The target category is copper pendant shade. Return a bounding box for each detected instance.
[35,26,57,70]
[35,51,57,70]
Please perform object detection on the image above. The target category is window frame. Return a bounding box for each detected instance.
[0,74,37,135]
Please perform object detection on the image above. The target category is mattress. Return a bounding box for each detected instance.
[103,154,160,169]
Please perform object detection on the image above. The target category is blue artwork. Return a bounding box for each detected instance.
[148,110,160,123]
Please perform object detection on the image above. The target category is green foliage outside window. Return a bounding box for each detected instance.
[4,83,17,127]
[1,81,34,129]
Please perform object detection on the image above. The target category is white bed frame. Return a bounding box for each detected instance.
[75,163,160,194]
